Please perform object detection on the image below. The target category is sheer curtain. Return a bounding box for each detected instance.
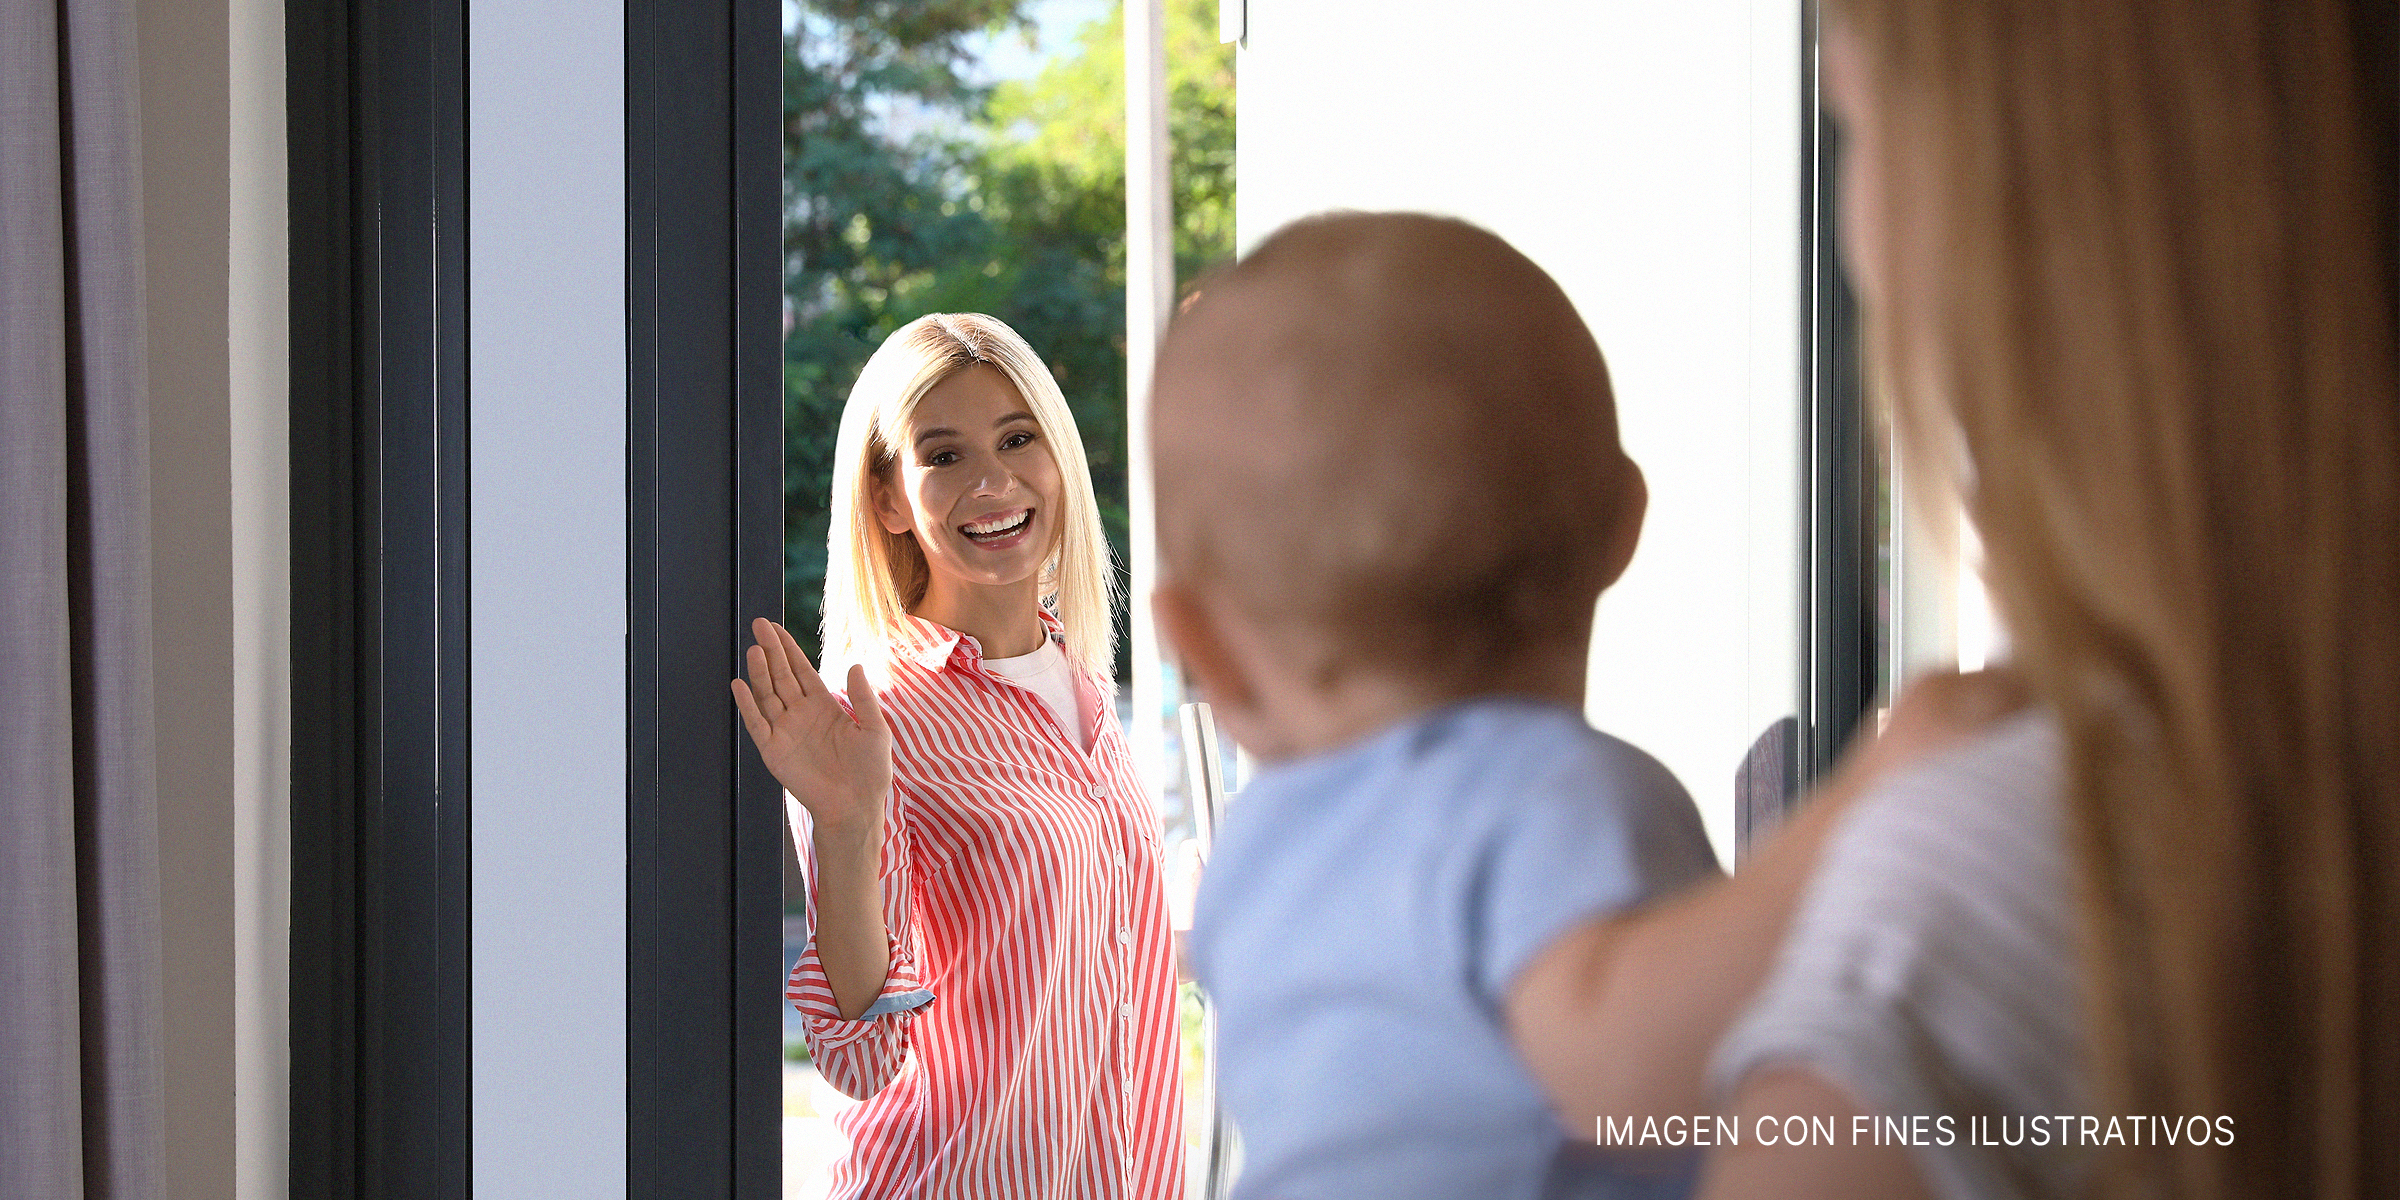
[1,0,165,1194]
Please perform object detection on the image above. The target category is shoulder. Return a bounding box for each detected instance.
[1714,713,2082,1163]
[1228,700,1716,887]
[1792,713,2073,1024]
[847,658,1038,786]
[853,654,985,729]
[1418,700,1691,806]
[1423,701,1715,871]
[1808,712,2066,921]
[1418,704,1721,992]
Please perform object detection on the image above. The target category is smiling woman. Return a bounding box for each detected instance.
[876,369,1067,645]
[823,315,1121,682]
[734,314,1182,1198]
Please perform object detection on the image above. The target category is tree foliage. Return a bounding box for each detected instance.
[782,0,1234,679]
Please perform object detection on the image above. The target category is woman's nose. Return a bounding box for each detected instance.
[968,462,1015,497]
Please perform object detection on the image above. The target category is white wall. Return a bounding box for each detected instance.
[1235,0,1806,864]
[467,0,628,1190]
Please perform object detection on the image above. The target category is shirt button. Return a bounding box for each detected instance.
[1119,1002,1134,1019]
[1116,926,1132,945]
[1088,781,1108,800]
[1121,1078,1134,1093]
[1113,851,1127,868]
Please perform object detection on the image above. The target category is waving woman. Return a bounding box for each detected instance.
[733,313,1181,1199]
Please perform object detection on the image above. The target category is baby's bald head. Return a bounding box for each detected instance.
[1153,212,1641,694]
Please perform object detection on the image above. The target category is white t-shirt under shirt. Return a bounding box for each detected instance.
[981,636,1094,752]
[1711,712,2086,1200]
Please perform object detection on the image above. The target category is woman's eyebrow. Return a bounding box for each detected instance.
[993,411,1036,428]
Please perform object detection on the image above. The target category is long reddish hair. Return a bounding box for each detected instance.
[1830,1,2398,1195]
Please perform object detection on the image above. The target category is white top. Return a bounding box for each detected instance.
[1712,712,2085,1200]
[980,636,1093,753]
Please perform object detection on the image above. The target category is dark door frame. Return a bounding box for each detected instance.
[286,0,470,1190]
[285,0,783,1193]
[623,0,787,1191]
[1740,1,1877,857]
[1799,0,1880,788]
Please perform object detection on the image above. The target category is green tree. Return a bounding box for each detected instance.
[782,0,1234,681]
[781,0,1023,660]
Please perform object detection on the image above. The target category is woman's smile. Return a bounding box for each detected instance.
[959,506,1036,549]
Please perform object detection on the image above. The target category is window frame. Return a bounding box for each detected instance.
[286,0,784,1193]
[1799,0,1881,790]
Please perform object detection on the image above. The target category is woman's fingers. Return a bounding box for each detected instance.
[730,677,771,744]
[743,643,771,709]
[752,617,806,700]
[1886,668,2029,746]
[761,619,813,707]
[846,663,887,738]
[773,621,829,702]
[745,622,783,711]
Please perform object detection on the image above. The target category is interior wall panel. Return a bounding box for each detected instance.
[467,0,629,1190]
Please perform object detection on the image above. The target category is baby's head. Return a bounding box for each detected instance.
[1152,212,1646,758]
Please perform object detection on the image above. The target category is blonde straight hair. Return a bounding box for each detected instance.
[821,313,1118,679]
[1831,1,2397,1196]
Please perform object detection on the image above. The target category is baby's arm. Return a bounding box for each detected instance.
[1503,671,2029,1128]
[1502,763,1867,1124]
[1701,1068,1931,1200]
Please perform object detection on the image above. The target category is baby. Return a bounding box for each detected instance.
[1151,212,1720,1199]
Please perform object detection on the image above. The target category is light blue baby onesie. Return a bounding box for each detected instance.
[1191,698,1722,1200]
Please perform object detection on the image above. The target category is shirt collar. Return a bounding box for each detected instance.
[893,607,1066,672]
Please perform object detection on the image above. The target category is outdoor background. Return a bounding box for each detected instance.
[781,0,1235,683]
[780,2,1233,1195]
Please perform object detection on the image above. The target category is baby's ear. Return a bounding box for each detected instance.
[1152,583,1255,712]
[1596,460,1648,591]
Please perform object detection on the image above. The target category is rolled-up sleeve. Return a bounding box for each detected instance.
[786,790,937,1100]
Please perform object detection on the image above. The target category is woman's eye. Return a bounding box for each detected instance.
[927,450,958,467]
[1001,431,1036,450]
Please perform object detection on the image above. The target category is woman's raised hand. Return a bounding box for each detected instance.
[731,618,893,841]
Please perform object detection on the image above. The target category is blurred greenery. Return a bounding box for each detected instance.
[1177,980,1208,1101]
[782,0,1235,681]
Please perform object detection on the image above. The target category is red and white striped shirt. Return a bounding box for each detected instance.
[788,613,1183,1199]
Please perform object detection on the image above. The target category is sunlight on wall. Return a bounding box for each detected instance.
[1235,0,1805,867]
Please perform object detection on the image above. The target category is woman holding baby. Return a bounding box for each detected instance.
[732,314,1180,1198]
[1702,2,2396,1198]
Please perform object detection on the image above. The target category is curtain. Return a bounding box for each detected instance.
[1,0,164,1194]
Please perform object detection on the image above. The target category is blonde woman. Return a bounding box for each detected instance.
[1705,3,2395,1199]
[732,314,1181,1197]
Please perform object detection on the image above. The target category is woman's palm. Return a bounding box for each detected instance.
[731,618,891,835]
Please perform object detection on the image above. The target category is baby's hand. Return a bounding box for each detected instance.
[1842,669,2031,790]
[1499,668,2030,1133]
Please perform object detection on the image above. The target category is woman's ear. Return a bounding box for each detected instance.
[869,473,914,536]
